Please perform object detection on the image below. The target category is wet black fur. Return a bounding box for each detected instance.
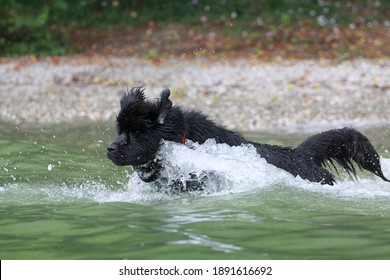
[107,87,389,188]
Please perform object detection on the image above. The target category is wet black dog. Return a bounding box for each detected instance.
[107,87,389,190]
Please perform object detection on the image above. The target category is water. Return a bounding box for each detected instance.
[1,121,389,260]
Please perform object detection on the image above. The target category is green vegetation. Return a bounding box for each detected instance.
[1,0,68,55]
[1,0,389,56]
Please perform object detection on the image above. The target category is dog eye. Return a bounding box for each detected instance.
[116,126,121,135]
[124,134,131,143]
[126,132,139,143]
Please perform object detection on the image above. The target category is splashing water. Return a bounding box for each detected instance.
[154,139,288,193]
[103,140,390,203]
[1,139,389,205]
[139,140,390,198]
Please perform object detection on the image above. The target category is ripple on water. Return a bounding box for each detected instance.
[1,140,390,206]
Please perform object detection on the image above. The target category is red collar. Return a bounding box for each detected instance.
[181,132,187,144]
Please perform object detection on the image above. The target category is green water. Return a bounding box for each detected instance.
[1,121,390,260]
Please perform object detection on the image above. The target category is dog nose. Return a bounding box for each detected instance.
[107,143,118,153]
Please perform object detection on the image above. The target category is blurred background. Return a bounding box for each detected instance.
[1,0,389,60]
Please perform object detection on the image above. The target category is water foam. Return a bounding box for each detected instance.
[1,140,389,205]
[119,140,390,201]
[154,139,288,193]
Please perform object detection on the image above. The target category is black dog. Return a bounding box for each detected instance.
[107,87,389,190]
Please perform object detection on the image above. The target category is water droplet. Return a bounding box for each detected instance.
[96,140,104,147]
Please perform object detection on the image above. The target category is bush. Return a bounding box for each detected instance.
[1,0,388,56]
[0,0,68,55]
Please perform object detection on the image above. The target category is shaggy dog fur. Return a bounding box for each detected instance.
[107,87,389,189]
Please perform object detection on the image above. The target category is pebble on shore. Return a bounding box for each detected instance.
[0,57,389,132]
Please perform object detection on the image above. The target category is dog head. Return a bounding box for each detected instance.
[107,87,184,168]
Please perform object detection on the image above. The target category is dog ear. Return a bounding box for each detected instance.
[158,88,172,124]
[120,87,145,110]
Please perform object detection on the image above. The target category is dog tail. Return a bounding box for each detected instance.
[295,127,390,182]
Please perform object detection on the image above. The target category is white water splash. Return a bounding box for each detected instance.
[119,140,390,201]
[1,140,389,205]
[154,139,289,193]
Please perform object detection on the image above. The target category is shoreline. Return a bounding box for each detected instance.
[0,56,389,132]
